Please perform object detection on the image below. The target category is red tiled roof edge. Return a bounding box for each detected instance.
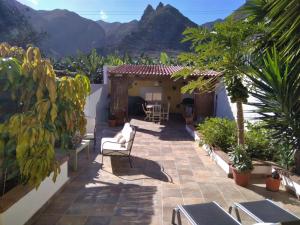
[109,65,221,77]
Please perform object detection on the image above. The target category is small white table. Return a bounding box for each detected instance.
[70,139,90,171]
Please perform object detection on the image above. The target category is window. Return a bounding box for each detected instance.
[141,87,162,102]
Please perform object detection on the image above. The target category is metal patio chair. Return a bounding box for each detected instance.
[152,104,162,123]
[162,102,170,121]
[142,103,151,121]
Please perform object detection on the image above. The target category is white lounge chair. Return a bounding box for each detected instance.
[100,123,136,167]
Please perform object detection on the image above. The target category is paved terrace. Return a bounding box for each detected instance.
[31,118,300,225]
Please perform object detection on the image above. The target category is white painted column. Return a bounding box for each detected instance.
[103,65,108,85]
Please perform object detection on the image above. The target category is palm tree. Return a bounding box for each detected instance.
[247,48,300,172]
[243,0,300,67]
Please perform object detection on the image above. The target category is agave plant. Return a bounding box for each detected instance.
[247,48,300,172]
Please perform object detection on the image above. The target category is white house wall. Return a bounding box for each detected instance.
[215,81,260,123]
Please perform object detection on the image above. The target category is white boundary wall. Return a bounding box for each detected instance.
[0,161,69,225]
[84,84,108,124]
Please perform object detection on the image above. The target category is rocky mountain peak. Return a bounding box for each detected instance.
[141,4,155,21]
[156,2,164,10]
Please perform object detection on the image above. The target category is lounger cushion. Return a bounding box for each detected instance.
[102,141,127,151]
[122,126,133,142]
[118,136,126,147]
[101,123,134,153]
[101,137,119,152]
[115,133,123,141]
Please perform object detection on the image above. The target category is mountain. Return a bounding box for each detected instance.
[6,0,106,57]
[201,19,223,29]
[3,1,222,58]
[0,0,42,46]
[97,20,138,48]
[101,3,198,56]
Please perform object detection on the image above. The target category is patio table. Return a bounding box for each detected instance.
[146,103,161,109]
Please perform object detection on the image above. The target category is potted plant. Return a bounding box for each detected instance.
[183,104,194,125]
[115,109,126,126]
[108,112,117,127]
[70,131,83,149]
[229,145,253,187]
[185,113,194,125]
[266,170,281,192]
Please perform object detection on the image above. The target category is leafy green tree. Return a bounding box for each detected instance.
[175,16,259,146]
[247,48,300,172]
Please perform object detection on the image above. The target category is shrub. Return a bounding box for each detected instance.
[245,122,275,161]
[197,118,236,152]
[0,43,90,190]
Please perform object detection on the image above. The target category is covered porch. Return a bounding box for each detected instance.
[108,65,220,123]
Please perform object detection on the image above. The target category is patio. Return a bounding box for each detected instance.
[30,118,300,225]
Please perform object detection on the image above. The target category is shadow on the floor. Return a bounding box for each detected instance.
[107,156,173,183]
[33,158,158,225]
[74,181,157,224]
[246,183,300,207]
[132,116,193,142]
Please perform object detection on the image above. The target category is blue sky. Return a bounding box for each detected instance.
[17,0,245,24]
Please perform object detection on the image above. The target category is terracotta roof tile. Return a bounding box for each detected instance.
[109,65,221,77]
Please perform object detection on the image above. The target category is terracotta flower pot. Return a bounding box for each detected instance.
[185,116,193,125]
[266,177,281,192]
[231,166,251,187]
[108,119,117,127]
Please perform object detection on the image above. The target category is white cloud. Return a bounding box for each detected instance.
[100,10,108,20]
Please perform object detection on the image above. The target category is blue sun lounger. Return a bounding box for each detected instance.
[229,199,300,224]
[172,202,242,225]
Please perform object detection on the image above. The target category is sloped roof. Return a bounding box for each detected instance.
[109,65,221,77]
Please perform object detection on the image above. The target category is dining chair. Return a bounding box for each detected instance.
[152,104,162,123]
[142,104,151,121]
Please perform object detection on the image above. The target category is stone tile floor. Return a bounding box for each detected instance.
[31,117,300,225]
